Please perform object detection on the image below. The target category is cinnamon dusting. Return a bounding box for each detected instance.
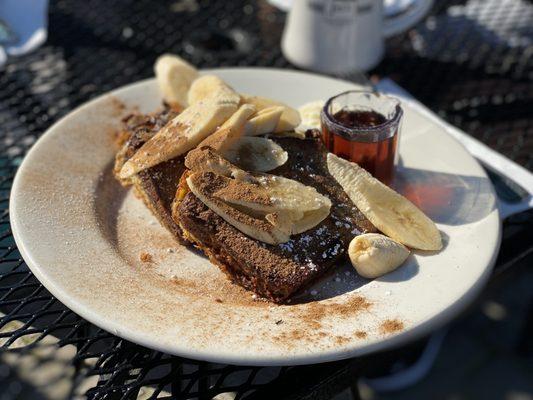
[270,296,372,346]
[187,172,276,235]
[355,330,367,339]
[334,336,350,345]
[109,96,127,116]
[214,177,272,207]
[300,295,371,323]
[380,319,404,334]
[139,252,153,263]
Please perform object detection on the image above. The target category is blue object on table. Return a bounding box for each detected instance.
[0,0,48,66]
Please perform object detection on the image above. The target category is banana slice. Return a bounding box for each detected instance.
[187,172,290,244]
[259,175,331,215]
[296,100,324,133]
[218,174,331,236]
[242,95,301,133]
[119,99,237,179]
[185,147,237,178]
[222,136,288,172]
[349,233,410,278]
[198,104,256,153]
[188,75,240,106]
[185,146,259,185]
[244,106,284,136]
[154,54,199,107]
[185,156,331,244]
[327,153,442,251]
[219,174,329,214]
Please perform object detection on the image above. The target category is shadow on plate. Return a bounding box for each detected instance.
[377,255,420,283]
[290,256,420,304]
[93,161,208,260]
[93,162,128,249]
[393,166,496,225]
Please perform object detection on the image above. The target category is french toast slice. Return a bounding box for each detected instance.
[173,136,377,303]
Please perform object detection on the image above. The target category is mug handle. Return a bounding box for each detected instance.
[382,0,434,38]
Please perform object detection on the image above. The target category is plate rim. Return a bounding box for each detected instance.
[9,67,502,366]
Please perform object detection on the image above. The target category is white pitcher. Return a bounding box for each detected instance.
[281,0,433,73]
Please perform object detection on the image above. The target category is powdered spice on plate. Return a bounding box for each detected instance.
[380,319,404,334]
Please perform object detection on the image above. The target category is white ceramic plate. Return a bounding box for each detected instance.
[10,68,500,366]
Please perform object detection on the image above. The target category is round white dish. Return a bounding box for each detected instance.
[10,68,501,366]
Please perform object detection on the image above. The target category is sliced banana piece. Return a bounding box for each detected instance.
[296,100,324,133]
[242,95,301,133]
[327,153,442,251]
[349,233,410,278]
[244,106,284,136]
[199,104,256,153]
[188,75,240,106]
[187,172,290,244]
[185,147,258,185]
[218,173,331,236]
[186,155,331,244]
[222,136,288,172]
[119,99,238,179]
[259,175,331,215]
[219,174,329,214]
[185,147,240,177]
[154,54,199,107]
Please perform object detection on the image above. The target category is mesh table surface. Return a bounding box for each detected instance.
[0,1,532,399]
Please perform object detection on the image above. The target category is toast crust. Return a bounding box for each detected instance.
[114,107,189,244]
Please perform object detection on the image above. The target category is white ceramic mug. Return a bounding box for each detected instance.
[281,0,433,73]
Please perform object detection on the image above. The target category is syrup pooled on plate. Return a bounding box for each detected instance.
[322,108,398,184]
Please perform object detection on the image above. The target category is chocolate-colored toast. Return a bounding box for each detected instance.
[174,137,377,303]
[114,107,189,244]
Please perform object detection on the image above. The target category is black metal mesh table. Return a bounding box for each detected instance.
[1,1,532,399]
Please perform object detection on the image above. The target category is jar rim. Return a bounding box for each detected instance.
[321,90,403,134]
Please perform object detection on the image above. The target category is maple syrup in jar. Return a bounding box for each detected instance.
[321,90,403,184]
